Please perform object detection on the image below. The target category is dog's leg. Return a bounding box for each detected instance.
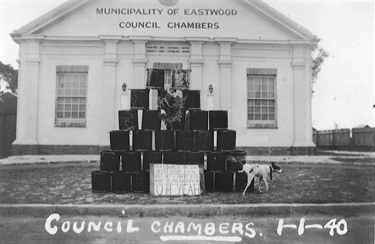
[242,174,255,196]
[263,178,269,191]
[258,176,263,192]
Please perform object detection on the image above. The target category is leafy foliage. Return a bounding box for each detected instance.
[312,47,329,85]
[157,91,184,127]
[0,61,18,93]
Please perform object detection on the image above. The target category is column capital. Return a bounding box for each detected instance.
[25,58,41,65]
[133,59,148,66]
[104,58,118,66]
[218,60,233,67]
[189,59,204,65]
[292,62,305,69]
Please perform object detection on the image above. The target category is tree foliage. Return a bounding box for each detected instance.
[312,47,329,85]
[0,61,18,94]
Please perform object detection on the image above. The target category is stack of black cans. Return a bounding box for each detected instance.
[91,88,253,194]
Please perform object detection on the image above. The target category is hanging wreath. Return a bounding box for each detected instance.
[157,89,184,127]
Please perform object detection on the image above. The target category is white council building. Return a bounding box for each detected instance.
[11,0,318,155]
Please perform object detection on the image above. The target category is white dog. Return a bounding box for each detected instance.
[238,162,283,195]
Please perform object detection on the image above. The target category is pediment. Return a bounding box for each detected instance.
[12,0,315,41]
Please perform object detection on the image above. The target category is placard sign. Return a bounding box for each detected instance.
[150,164,204,196]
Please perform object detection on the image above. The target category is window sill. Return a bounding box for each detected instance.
[55,121,86,128]
[247,124,278,129]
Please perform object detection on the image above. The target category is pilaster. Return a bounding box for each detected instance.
[216,38,236,127]
[100,37,120,145]
[13,37,43,151]
[188,38,206,104]
[131,37,149,89]
[292,43,315,147]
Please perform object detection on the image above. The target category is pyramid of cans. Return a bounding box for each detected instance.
[91,88,251,194]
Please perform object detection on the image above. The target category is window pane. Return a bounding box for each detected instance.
[255,114,261,120]
[65,104,72,111]
[65,89,72,96]
[262,114,268,120]
[262,92,268,98]
[269,114,275,120]
[72,104,78,111]
[72,112,78,118]
[64,112,71,118]
[79,89,85,96]
[79,112,85,118]
[255,107,260,112]
[80,74,87,82]
[262,107,268,112]
[248,100,255,106]
[247,76,254,83]
[58,74,65,82]
[248,114,254,120]
[57,112,64,118]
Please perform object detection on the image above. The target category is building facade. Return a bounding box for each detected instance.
[11,0,318,155]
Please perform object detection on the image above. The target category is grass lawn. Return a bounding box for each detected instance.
[0,163,374,205]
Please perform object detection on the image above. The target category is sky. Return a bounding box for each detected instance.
[0,0,374,130]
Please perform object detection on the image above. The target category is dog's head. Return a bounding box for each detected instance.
[270,162,283,173]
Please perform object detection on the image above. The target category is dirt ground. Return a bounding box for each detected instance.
[0,162,373,205]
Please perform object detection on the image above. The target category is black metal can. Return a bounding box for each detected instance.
[91,171,111,193]
[109,130,130,151]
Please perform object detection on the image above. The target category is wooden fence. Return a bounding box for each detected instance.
[313,127,375,151]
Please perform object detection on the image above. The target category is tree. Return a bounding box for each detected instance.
[0,61,18,94]
[312,46,329,89]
